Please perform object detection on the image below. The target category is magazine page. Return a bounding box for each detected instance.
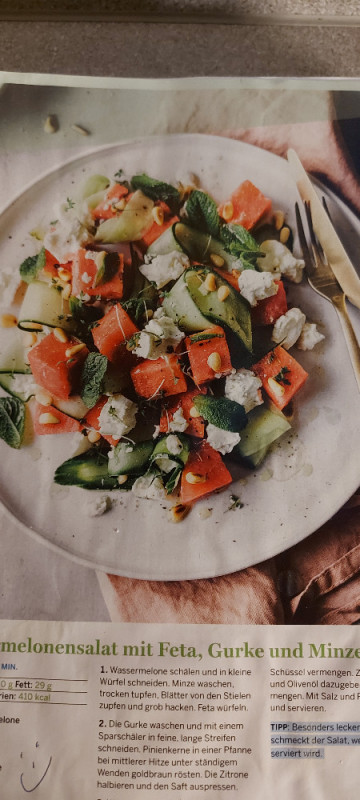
[0,74,359,798]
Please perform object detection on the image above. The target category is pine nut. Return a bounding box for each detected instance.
[113,198,126,211]
[273,210,285,230]
[221,201,234,222]
[186,472,206,485]
[268,377,285,396]
[24,322,43,331]
[39,412,60,425]
[117,474,129,485]
[35,390,53,406]
[204,273,216,292]
[152,206,164,226]
[232,269,241,279]
[65,342,86,358]
[62,283,72,300]
[54,327,68,343]
[58,268,72,282]
[169,503,191,522]
[146,309,154,320]
[44,114,58,134]
[280,226,291,244]
[87,430,101,444]
[1,313,17,328]
[189,405,201,418]
[210,253,225,268]
[217,285,230,302]
[207,352,222,372]
[23,332,38,347]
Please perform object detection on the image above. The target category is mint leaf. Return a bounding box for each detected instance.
[0,396,25,449]
[165,464,182,495]
[81,353,108,409]
[220,223,262,260]
[94,252,119,287]
[186,190,220,237]
[193,395,247,432]
[20,247,46,284]
[131,174,180,211]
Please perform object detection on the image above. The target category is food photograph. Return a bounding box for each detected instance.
[1,76,360,625]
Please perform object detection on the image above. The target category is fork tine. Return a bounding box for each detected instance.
[322,195,331,220]
[304,200,326,262]
[295,202,314,274]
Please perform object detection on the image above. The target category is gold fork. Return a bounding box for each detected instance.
[295,201,360,392]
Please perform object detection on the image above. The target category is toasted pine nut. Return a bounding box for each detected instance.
[268,377,285,396]
[186,472,206,485]
[152,206,164,226]
[65,342,86,358]
[210,253,225,268]
[204,273,216,292]
[44,114,58,134]
[189,405,201,418]
[117,474,129,485]
[221,201,234,222]
[273,210,285,230]
[39,412,60,425]
[87,430,101,444]
[169,503,191,522]
[1,313,17,328]
[71,123,89,136]
[232,269,241,279]
[23,332,38,347]
[24,322,43,331]
[54,327,68,343]
[217,285,230,302]
[62,283,72,300]
[280,226,291,244]
[207,352,222,372]
[58,268,72,282]
[113,198,126,211]
[35,390,53,406]
[146,308,154,320]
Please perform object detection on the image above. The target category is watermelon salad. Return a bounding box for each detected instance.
[0,169,325,520]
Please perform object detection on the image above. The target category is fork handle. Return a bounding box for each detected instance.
[334,296,360,392]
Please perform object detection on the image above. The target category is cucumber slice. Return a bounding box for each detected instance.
[173,223,240,272]
[85,190,107,210]
[0,337,31,374]
[108,440,154,476]
[95,190,154,243]
[146,225,183,257]
[162,271,210,332]
[54,449,120,490]
[18,281,73,331]
[79,174,110,200]
[150,433,190,468]
[231,405,291,467]
[192,395,247,432]
[0,373,36,401]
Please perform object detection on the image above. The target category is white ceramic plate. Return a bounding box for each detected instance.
[1,134,360,580]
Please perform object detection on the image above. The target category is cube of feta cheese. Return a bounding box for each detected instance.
[131,473,165,500]
[272,307,306,350]
[140,251,190,288]
[167,407,189,433]
[297,322,325,350]
[225,368,263,413]
[133,308,185,360]
[238,270,278,306]
[206,423,240,455]
[98,394,138,439]
[257,240,305,284]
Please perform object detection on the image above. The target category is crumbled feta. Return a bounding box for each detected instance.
[8,373,37,398]
[140,251,190,288]
[168,407,188,433]
[86,495,111,517]
[225,368,263,413]
[69,431,91,457]
[43,203,93,262]
[81,271,92,284]
[98,394,137,440]
[152,455,178,473]
[166,434,183,455]
[258,240,305,284]
[272,307,306,350]
[238,270,278,306]
[206,423,240,455]
[153,424,160,439]
[297,322,325,351]
[133,309,184,360]
[131,473,165,500]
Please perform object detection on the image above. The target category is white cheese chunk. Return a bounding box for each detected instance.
[272,307,306,350]
[206,423,240,455]
[297,322,325,350]
[140,251,190,288]
[225,368,263,413]
[43,203,93,263]
[131,473,165,500]
[258,240,305,284]
[167,407,188,433]
[238,270,278,306]
[98,394,137,440]
[166,434,183,455]
[86,495,111,517]
[133,308,184,360]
